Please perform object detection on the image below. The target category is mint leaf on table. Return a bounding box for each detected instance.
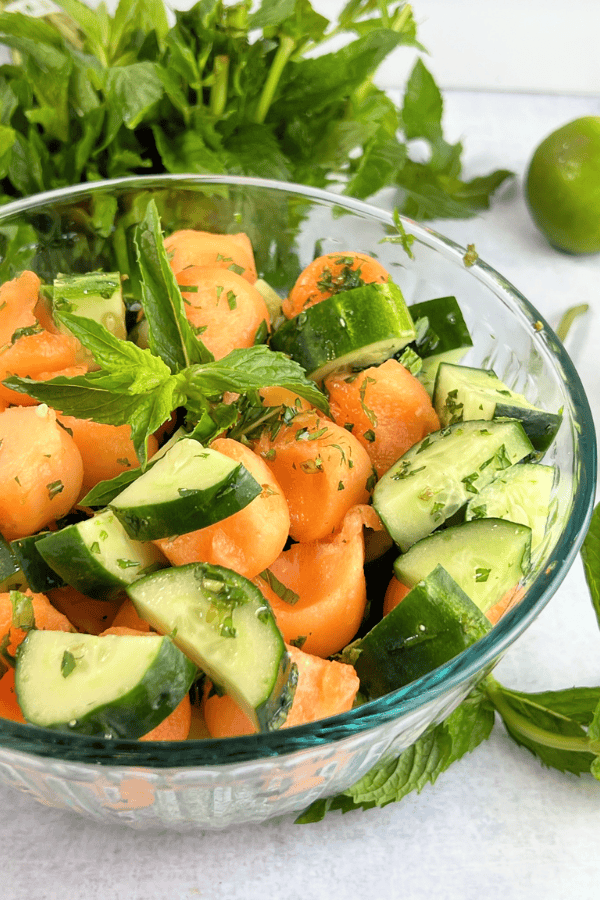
[581,502,600,630]
[134,199,213,372]
[486,678,600,776]
[295,686,495,823]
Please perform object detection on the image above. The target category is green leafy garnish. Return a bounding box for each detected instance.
[60,650,77,678]
[0,1,511,221]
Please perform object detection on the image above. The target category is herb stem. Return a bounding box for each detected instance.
[555,303,589,343]
[486,678,600,755]
[253,34,296,125]
[210,55,230,118]
[351,3,413,108]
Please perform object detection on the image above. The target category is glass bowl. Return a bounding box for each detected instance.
[0,175,595,830]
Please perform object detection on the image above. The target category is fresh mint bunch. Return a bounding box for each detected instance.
[0,0,511,218]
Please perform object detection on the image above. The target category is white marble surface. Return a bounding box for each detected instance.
[3,91,600,900]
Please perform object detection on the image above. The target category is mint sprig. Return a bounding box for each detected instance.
[296,685,495,822]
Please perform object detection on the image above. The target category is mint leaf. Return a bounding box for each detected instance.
[581,502,600,630]
[134,199,213,373]
[185,346,329,413]
[4,370,182,468]
[486,678,600,776]
[295,686,494,822]
[55,311,173,392]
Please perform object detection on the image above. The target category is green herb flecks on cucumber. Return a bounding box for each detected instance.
[393,519,532,614]
[465,462,557,555]
[36,509,165,600]
[109,438,262,541]
[433,363,562,452]
[127,562,296,732]
[352,565,491,699]
[15,630,197,739]
[270,281,416,381]
[373,419,534,552]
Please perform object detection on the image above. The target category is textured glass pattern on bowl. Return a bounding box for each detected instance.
[0,176,595,829]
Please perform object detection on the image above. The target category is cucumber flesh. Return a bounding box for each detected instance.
[373,419,534,552]
[353,565,491,699]
[433,362,562,452]
[110,438,262,541]
[465,463,557,555]
[53,272,126,340]
[36,508,165,600]
[393,518,532,614]
[270,281,416,381]
[15,630,197,738]
[127,562,295,732]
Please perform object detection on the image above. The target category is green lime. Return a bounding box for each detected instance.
[525,116,600,254]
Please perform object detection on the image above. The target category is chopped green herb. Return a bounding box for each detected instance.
[47,480,64,500]
[61,650,77,678]
[258,569,300,606]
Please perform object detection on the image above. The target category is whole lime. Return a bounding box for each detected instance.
[525,116,600,254]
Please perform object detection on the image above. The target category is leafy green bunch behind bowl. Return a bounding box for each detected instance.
[0,0,510,218]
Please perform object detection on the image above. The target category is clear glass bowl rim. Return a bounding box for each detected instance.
[0,173,595,767]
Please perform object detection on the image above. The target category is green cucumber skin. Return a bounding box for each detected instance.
[492,403,561,453]
[16,632,197,739]
[392,518,532,614]
[11,533,66,592]
[36,515,163,600]
[354,565,491,699]
[111,463,262,542]
[408,295,473,359]
[270,281,415,379]
[128,562,294,732]
[0,535,24,591]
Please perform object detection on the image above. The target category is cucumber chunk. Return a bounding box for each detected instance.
[0,535,25,591]
[15,630,197,738]
[270,281,416,381]
[433,363,562,452]
[373,419,534,552]
[127,563,295,732]
[465,463,557,554]
[407,295,473,395]
[110,438,262,541]
[10,532,66,592]
[53,272,126,340]
[36,509,165,600]
[353,565,491,699]
[393,518,532,614]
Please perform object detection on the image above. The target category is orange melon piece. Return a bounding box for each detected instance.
[282,251,390,318]
[0,405,83,541]
[325,358,440,477]
[253,410,374,543]
[255,505,369,658]
[164,229,257,283]
[177,266,269,359]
